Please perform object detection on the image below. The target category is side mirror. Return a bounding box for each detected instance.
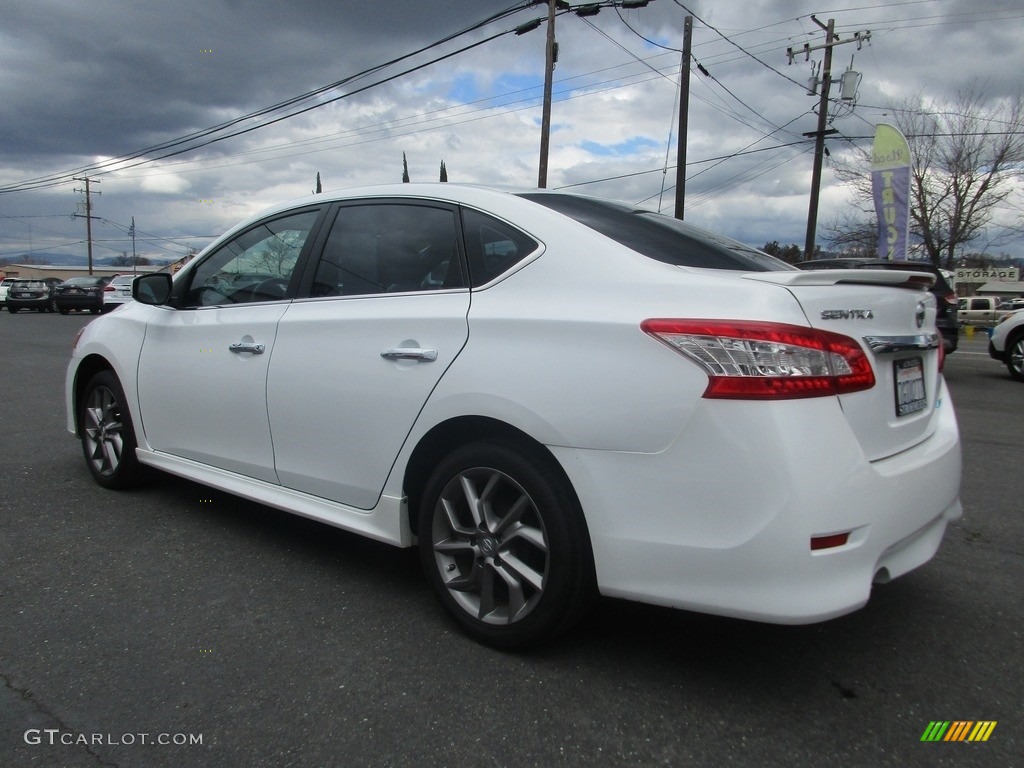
[133,273,173,305]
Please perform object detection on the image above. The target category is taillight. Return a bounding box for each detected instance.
[642,319,875,399]
[104,285,115,292]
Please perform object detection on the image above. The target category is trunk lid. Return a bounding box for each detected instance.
[746,269,942,461]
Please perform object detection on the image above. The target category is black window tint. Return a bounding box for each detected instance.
[183,209,320,307]
[517,193,792,272]
[461,208,538,287]
[311,204,463,297]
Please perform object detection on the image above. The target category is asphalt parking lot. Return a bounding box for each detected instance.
[1,312,1020,768]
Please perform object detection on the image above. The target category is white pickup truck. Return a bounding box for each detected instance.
[958,296,1010,326]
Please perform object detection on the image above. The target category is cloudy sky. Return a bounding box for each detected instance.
[1,0,1022,265]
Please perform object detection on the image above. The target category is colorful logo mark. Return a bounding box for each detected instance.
[921,721,997,742]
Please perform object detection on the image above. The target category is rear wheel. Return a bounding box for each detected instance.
[1007,332,1024,381]
[8,306,18,314]
[418,440,595,649]
[79,370,146,489]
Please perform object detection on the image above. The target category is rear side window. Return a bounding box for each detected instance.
[310,203,464,297]
[461,208,539,287]
[518,193,792,272]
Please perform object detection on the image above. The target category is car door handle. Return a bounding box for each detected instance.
[229,342,266,355]
[381,347,438,362]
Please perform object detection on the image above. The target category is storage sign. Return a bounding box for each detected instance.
[954,267,1019,284]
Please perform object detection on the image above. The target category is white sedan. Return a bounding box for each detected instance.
[65,184,962,647]
[103,274,139,309]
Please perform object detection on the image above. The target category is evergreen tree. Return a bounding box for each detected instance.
[439,160,448,182]
[314,172,322,194]
[402,153,410,183]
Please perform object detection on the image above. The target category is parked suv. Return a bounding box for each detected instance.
[797,258,959,353]
[6,278,63,313]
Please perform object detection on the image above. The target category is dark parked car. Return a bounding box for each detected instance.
[6,278,64,313]
[54,276,113,314]
[797,258,959,353]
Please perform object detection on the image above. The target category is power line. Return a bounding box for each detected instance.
[0,3,536,195]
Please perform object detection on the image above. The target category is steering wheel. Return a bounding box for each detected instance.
[250,277,290,301]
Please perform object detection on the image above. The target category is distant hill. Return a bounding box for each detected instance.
[2,253,170,267]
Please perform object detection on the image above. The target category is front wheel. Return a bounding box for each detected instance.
[79,370,146,489]
[418,441,595,649]
[1007,333,1024,382]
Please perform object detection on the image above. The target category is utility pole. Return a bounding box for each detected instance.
[802,17,835,261]
[537,0,557,188]
[791,18,869,259]
[130,216,138,276]
[72,177,101,275]
[674,16,692,220]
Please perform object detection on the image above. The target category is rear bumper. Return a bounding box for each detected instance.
[551,378,962,624]
[7,298,49,310]
[56,296,104,311]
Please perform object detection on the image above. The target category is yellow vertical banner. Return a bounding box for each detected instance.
[871,123,912,260]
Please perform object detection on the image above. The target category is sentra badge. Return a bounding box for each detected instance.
[821,309,875,320]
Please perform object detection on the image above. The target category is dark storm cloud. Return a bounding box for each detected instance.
[0,0,522,164]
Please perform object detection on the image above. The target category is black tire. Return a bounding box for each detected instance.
[79,370,146,489]
[90,308,101,315]
[418,440,596,649]
[8,306,18,314]
[59,307,69,315]
[1006,332,1024,382]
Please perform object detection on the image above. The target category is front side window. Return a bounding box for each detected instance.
[310,203,463,297]
[183,209,320,307]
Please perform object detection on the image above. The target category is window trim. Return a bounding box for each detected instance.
[293,198,470,302]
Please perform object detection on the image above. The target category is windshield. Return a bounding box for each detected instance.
[518,193,794,272]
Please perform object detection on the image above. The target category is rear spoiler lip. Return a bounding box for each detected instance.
[742,268,935,290]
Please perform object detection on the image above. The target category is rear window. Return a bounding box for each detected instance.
[517,193,793,272]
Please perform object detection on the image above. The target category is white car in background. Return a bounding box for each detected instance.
[0,276,16,306]
[103,274,139,309]
[65,184,963,648]
[989,309,1024,381]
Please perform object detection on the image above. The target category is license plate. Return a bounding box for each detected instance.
[894,357,927,417]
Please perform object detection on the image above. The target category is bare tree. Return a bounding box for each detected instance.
[829,87,1024,268]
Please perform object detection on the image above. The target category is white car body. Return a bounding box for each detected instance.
[103,274,138,308]
[66,184,962,644]
[989,308,1024,381]
[0,277,16,304]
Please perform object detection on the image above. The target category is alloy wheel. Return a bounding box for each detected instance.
[1009,337,1024,380]
[430,467,550,626]
[83,384,126,478]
